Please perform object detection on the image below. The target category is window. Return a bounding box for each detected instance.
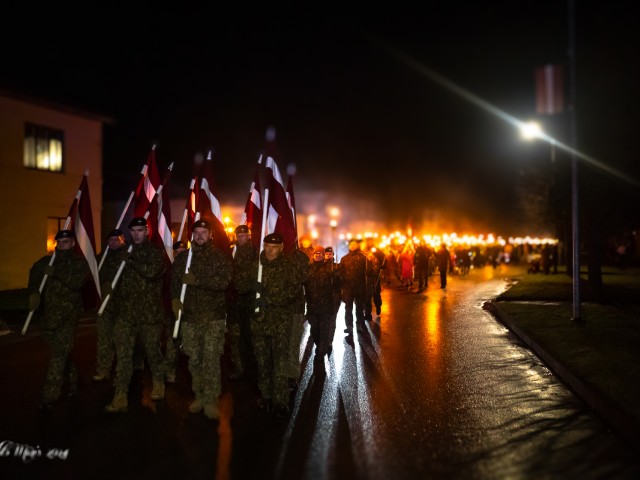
[24,123,64,172]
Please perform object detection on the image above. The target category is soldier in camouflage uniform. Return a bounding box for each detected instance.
[363,245,382,321]
[171,219,233,420]
[228,224,259,381]
[28,229,90,412]
[252,233,299,417]
[105,217,168,413]
[287,245,309,387]
[93,228,126,381]
[338,239,371,335]
[305,245,341,370]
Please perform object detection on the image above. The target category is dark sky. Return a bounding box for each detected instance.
[3,3,639,235]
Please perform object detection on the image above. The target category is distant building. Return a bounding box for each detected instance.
[0,89,110,290]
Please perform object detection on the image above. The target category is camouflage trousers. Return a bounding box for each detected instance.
[307,311,336,357]
[112,320,164,395]
[95,312,115,377]
[163,319,179,376]
[251,312,290,406]
[41,324,77,403]
[342,288,366,329]
[227,293,258,378]
[181,320,226,405]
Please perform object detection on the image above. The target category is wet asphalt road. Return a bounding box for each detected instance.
[1,264,639,479]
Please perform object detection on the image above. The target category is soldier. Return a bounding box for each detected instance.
[363,243,382,321]
[164,240,188,384]
[305,245,340,370]
[228,224,259,381]
[338,239,370,335]
[105,217,168,413]
[28,229,90,412]
[171,219,233,420]
[93,228,126,382]
[288,244,310,388]
[252,233,298,418]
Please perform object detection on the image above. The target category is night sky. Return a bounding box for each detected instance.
[3,3,639,235]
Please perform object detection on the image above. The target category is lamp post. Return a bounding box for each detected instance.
[520,120,580,321]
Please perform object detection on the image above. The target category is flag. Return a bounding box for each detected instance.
[133,147,174,263]
[198,150,231,254]
[177,176,199,244]
[263,130,296,254]
[535,64,564,115]
[239,167,263,250]
[67,172,101,309]
[285,173,299,250]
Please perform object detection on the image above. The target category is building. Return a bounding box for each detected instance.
[0,89,110,291]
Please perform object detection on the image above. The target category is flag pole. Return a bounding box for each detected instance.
[177,178,196,243]
[173,212,200,338]
[255,155,268,313]
[22,184,82,335]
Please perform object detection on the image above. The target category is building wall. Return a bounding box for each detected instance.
[0,93,103,290]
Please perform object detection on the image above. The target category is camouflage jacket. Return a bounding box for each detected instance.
[289,248,310,315]
[232,242,259,295]
[114,239,166,324]
[338,249,371,292]
[172,241,233,323]
[259,251,298,314]
[305,260,341,315]
[29,249,90,329]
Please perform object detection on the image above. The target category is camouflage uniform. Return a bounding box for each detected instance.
[251,250,298,411]
[363,249,382,320]
[287,248,309,383]
[305,259,340,358]
[229,240,259,380]
[338,247,371,332]
[172,240,233,411]
[29,248,89,405]
[110,239,167,402]
[95,243,126,379]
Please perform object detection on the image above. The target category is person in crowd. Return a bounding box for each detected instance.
[384,248,399,286]
[93,228,126,382]
[164,240,188,384]
[171,219,232,419]
[363,244,382,321]
[28,229,90,412]
[413,239,433,292]
[398,242,415,290]
[228,224,259,382]
[305,245,341,370]
[324,246,342,313]
[287,243,310,389]
[339,239,370,335]
[435,243,453,289]
[252,233,298,418]
[368,246,385,317]
[104,217,167,413]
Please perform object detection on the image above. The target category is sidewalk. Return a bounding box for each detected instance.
[484,265,640,452]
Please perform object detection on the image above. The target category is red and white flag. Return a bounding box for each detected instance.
[177,176,199,244]
[198,151,231,255]
[535,64,564,115]
[239,167,263,250]
[262,129,296,254]
[285,172,299,250]
[133,147,174,263]
[67,171,101,308]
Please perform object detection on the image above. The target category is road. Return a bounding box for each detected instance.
[1,264,639,479]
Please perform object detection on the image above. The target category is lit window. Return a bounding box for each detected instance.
[24,123,64,172]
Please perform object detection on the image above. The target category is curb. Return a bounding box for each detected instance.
[484,300,640,453]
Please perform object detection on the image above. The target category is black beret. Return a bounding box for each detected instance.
[107,228,123,238]
[263,232,283,245]
[55,229,74,240]
[193,219,211,230]
[324,246,333,253]
[235,224,250,234]
[173,241,187,250]
[128,217,148,228]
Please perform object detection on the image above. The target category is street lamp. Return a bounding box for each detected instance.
[519,120,580,321]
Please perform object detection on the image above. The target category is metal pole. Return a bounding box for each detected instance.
[568,0,581,321]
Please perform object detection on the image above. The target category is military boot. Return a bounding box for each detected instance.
[151,380,165,400]
[105,392,128,413]
[203,403,219,420]
[189,398,203,413]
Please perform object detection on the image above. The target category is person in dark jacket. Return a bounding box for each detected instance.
[338,239,370,335]
[171,219,233,420]
[28,229,90,412]
[435,243,452,289]
[305,245,341,370]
